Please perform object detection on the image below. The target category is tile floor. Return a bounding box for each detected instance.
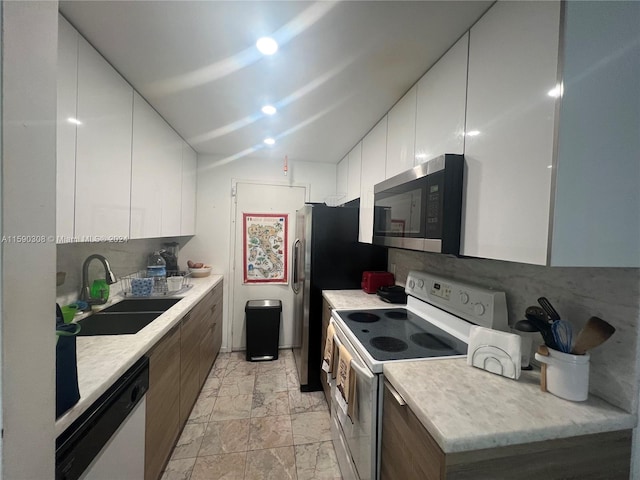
[161,349,343,480]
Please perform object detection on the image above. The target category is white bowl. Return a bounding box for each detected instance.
[189,266,212,278]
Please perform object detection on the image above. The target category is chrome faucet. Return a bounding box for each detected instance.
[80,254,117,304]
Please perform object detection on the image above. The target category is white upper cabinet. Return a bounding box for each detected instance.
[359,116,388,243]
[74,36,133,239]
[385,85,417,178]
[385,85,417,179]
[336,154,348,202]
[414,33,468,164]
[550,1,640,267]
[131,93,182,239]
[346,142,362,203]
[56,16,78,242]
[461,1,560,265]
[181,142,197,236]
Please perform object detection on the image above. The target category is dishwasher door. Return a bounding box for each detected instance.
[80,396,145,479]
[56,356,149,480]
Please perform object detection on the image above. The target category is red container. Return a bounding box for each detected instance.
[361,271,395,294]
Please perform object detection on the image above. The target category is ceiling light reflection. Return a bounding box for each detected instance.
[264,137,276,145]
[67,117,82,125]
[262,105,277,115]
[465,130,480,137]
[147,2,338,97]
[188,56,354,146]
[256,37,278,55]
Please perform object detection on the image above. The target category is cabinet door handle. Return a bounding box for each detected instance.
[385,380,406,406]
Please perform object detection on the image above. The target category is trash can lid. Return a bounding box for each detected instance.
[245,299,282,310]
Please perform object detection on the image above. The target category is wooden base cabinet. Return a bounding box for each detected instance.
[179,311,201,426]
[381,381,632,480]
[199,281,223,386]
[145,282,224,480]
[145,325,181,480]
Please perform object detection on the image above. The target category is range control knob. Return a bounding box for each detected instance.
[409,280,415,289]
[460,292,469,304]
[418,280,425,288]
[474,303,486,316]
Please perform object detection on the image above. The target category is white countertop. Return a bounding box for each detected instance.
[55,275,223,436]
[384,358,637,454]
[322,289,400,310]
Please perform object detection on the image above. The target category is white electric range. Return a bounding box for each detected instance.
[329,270,508,480]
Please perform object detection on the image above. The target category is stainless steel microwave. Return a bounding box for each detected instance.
[373,154,464,255]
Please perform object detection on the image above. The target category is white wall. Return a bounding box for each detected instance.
[180,154,336,351]
[2,1,58,478]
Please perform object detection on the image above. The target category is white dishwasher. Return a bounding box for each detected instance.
[56,357,149,480]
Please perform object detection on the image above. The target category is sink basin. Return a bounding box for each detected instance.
[77,312,163,336]
[100,298,181,313]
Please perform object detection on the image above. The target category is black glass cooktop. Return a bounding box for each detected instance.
[337,308,467,361]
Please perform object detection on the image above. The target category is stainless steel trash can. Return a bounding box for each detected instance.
[245,300,282,361]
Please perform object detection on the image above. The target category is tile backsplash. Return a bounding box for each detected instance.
[389,248,640,413]
[56,237,185,305]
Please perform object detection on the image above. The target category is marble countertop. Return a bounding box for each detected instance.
[55,275,223,436]
[384,358,636,454]
[322,289,402,310]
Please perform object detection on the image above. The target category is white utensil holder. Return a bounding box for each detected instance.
[535,348,590,401]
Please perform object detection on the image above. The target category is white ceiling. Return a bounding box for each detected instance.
[59,1,492,164]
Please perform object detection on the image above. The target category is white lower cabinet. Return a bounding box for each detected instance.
[74,36,133,240]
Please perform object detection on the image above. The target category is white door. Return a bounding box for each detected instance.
[231,182,307,351]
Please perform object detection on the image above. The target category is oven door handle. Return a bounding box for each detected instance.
[331,331,375,381]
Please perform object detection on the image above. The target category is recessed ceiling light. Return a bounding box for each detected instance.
[261,105,277,115]
[67,117,82,125]
[256,37,278,55]
[264,137,276,146]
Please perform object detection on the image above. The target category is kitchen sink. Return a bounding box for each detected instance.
[76,298,182,336]
[77,312,163,336]
[100,298,181,313]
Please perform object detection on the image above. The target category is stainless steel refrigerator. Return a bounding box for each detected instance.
[291,204,388,391]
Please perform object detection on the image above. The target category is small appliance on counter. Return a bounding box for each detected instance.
[159,242,180,274]
[376,284,407,304]
[361,271,395,293]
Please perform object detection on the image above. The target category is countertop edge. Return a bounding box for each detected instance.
[55,275,223,436]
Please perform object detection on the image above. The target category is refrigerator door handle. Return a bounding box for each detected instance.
[292,239,301,293]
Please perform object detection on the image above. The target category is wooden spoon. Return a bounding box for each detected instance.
[571,317,615,355]
[537,344,549,392]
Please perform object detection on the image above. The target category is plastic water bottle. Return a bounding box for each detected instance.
[147,252,167,294]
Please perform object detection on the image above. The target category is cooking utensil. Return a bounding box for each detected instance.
[537,344,549,392]
[524,312,558,350]
[571,316,616,355]
[537,297,561,321]
[525,306,549,324]
[514,319,538,332]
[551,319,573,353]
